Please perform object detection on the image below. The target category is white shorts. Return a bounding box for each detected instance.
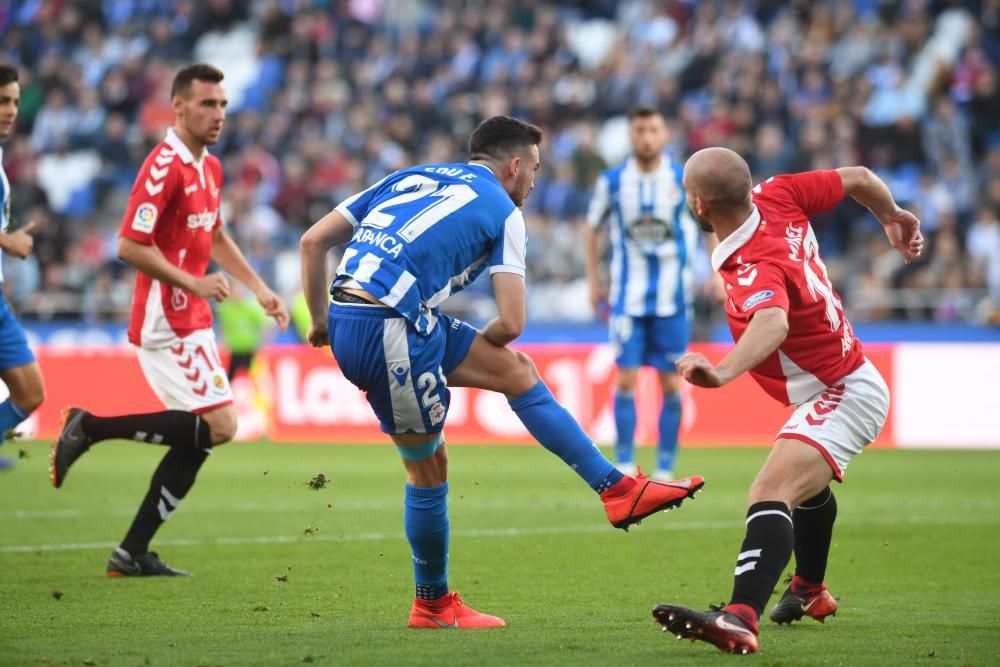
[777,359,889,481]
[137,329,233,414]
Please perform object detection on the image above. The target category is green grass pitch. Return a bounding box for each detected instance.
[1,441,997,666]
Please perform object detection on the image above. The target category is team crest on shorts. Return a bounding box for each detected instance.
[428,402,445,426]
[213,374,227,395]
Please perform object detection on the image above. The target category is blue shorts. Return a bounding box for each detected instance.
[610,313,689,371]
[0,292,35,371]
[328,303,478,435]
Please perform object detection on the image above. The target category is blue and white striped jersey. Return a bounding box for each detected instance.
[0,147,10,282]
[332,162,526,336]
[587,156,699,318]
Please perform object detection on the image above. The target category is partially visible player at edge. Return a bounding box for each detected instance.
[652,148,923,654]
[586,107,711,480]
[0,63,45,469]
[50,64,289,577]
[300,116,705,629]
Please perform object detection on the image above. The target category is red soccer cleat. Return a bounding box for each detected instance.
[408,592,506,629]
[601,467,704,530]
[653,604,759,655]
[769,577,838,624]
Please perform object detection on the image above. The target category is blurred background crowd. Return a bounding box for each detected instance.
[1,0,998,335]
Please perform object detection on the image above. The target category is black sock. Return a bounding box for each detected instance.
[729,501,794,617]
[792,487,837,585]
[120,447,210,555]
[82,410,211,450]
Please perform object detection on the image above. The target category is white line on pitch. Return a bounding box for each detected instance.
[0,520,739,553]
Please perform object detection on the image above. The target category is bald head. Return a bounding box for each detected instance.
[682,147,754,233]
[684,147,753,207]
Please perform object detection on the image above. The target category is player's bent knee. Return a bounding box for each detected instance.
[616,369,639,393]
[203,408,238,445]
[10,384,45,414]
[508,350,540,392]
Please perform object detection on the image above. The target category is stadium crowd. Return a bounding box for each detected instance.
[0,0,998,331]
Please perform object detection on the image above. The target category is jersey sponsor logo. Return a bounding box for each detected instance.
[742,289,774,310]
[184,183,199,195]
[352,227,403,258]
[132,202,158,233]
[785,223,804,261]
[626,214,673,245]
[187,209,218,231]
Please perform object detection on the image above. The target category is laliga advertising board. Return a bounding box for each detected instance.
[16,342,1000,448]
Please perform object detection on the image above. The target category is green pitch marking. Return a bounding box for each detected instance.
[0,442,997,665]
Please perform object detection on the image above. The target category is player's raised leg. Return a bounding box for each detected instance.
[448,333,704,530]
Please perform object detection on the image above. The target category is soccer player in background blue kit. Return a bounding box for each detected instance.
[585,107,709,481]
[0,64,45,469]
[300,116,705,629]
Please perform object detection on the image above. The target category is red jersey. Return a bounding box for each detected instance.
[712,170,864,406]
[120,128,224,347]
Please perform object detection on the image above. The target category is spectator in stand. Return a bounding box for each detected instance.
[0,0,995,328]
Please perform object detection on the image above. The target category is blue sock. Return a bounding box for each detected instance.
[405,483,450,601]
[0,399,29,443]
[613,392,637,465]
[509,381,623,493]
[657,393,682,472]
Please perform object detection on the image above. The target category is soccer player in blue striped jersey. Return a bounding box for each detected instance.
[585,107,706,481]
[0,64,45,469]
[301,116,704,629]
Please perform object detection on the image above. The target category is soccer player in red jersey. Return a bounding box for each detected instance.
[50,64,288,577]
[653,148,923,653]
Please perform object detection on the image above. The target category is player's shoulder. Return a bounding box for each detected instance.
[717,210,793,273]
[138,140,181,170]
[601,161,628,183]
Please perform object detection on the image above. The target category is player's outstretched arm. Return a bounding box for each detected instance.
[676,307,788,388]
[483,272,527,347]
[210,227,288,330]
[300,209,355,347]
[837,166,924,264]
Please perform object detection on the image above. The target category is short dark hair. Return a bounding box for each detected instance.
[469,116,543,162]
[171,63,224,98]
[627,106,663,121]
[0,64,19,88]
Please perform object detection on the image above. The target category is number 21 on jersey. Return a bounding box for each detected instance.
[362,175,478,242]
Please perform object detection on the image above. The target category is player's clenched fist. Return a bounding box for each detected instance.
[676,352,728,388]
[191,271,230,302]
[306,323,328,348]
